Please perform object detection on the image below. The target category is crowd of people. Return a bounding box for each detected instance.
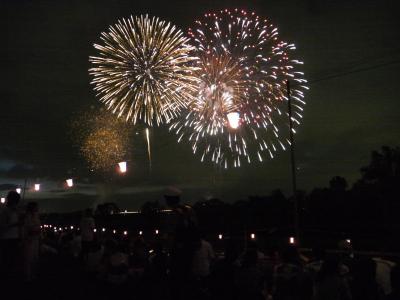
[0,190,399,300]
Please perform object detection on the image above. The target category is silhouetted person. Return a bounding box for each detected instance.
[305,246,326,279]
[235,248,265,300]
[0,191,22,282]
[210,239,240,299]
[314,257,352,300]
[192,231,215,279]
[351,257,383,300]
[273,245,313,300]
[80,208,95,261]
[22,202,41,282]
[144,241,169,299]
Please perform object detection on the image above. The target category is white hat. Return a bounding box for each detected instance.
[164,186,182,197]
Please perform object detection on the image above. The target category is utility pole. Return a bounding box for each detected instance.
[286,80,300,244]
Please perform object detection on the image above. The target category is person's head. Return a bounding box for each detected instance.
[312,245,326,261]
[26,202,39,214]
[84,208,93,217]
[242,248,258,267]
[317,256,340,282]
[153,241,164,253]
[6,190,20,208]
[165,195,180,208]
[247,240,259,251]
[164,186,182,208]
[280,245,301,265]
[224,239,239,262]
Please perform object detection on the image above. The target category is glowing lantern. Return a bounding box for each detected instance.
[250,233,255,240]
[0,198,5,204]
[289,237,295,244]
[16,188,21,194]
[227,112,240,129]
[66,179,73,187]
[34,184,40,191]
[118,161,127,173]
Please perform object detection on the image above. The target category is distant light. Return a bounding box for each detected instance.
[250,233,255,240]
[155,229,159,235]
[139,231,143,235]
[49,225,52,228]
[218,234,223,240]
[123,230,128,236]
[118,161,127,173]
[289,237,295,244]
[227,112,240,129]
[113,230,116,234]
[102,228,106,232]
[34,184,40,191]
[149,249,154,254]
[0,198,5,204]
[16,188,21,194]
[346,239,351,244]
[93,228,97,233]
[66,179,73,187]
[70,226,74,230]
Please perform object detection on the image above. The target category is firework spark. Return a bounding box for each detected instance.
[89,15,199,126]
[170,9,308,167]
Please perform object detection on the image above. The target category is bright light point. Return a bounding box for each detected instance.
[0,198,5,204]
[66,179,73,187]
[139,231,143,235]
[93,228,97,233]
[34,184,40,191]
[250,233,255,239]
[289,237,295,244]
[118,161,127,173]
[123,230,128,235]
[218,234,223,240]
[16,188,21,194]
[346,239,351,244]
[155,229,159,235]
[102,228,106,232]
[227,112,240,129]
[113,230,116,234]
[70,226,74,230]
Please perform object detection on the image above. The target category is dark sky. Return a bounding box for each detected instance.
[1,0,399,212]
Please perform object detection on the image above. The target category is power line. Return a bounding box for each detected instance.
[309,60,400,84]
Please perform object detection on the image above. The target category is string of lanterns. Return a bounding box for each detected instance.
[0,161,128,199]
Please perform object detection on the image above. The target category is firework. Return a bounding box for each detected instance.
[170,9,308,167]
[89,15,199,126]
[72,109,132,172]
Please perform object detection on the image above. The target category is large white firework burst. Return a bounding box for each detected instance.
[89,15,199,126]
[170,9,308,168]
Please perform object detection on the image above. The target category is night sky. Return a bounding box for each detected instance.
[1,0,399,212]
